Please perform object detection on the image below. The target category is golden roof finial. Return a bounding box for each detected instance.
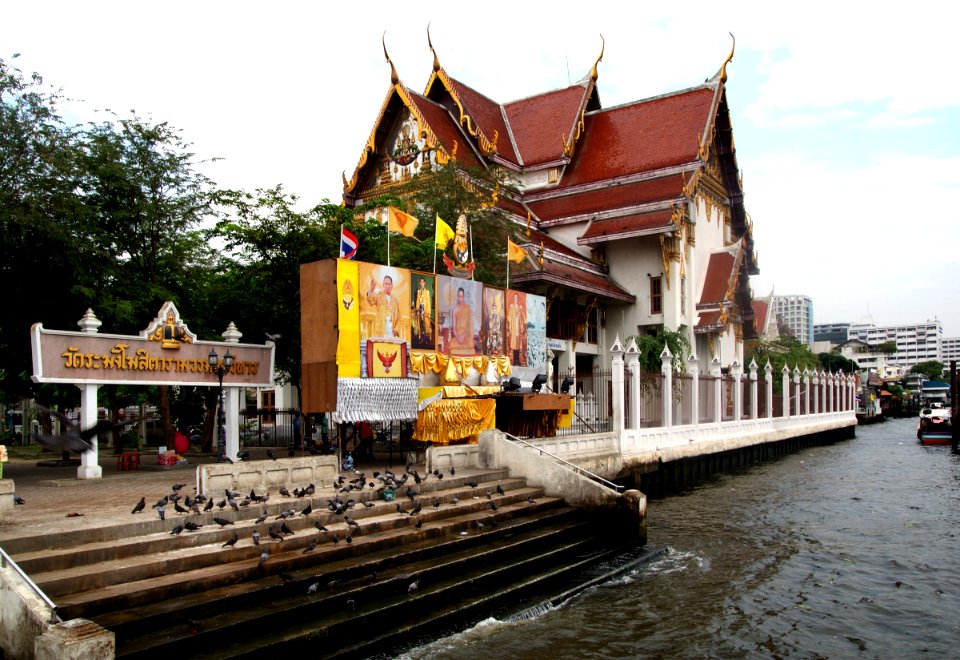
[719,32,735,84]
[591,34,605,82]
[428,23,440,72]
[382,32,399,86]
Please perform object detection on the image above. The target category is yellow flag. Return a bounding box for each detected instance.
[435,214,456,250]
[387,206,419,238]
[507,238,528,264]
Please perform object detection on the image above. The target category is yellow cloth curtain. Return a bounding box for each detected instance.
[440,385,502,398]
[410,351,514,379]
[414,398,496,445]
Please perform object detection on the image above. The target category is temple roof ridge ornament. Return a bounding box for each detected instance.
[425,26,499,157]
[382,32,399,86]
[590,35,605,82]
[719,33,735,84]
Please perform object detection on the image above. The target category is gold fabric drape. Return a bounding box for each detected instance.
[414,398,496,445]
[409,351,513,378]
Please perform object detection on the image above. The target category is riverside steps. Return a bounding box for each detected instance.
[0,449,647,659]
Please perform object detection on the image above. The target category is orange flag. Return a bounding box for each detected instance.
[507,238,528,264]
[387,206,419,237]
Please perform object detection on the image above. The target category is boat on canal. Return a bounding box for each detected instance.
[916,405,952,445]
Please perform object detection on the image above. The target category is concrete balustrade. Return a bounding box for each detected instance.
[196,455,339,497]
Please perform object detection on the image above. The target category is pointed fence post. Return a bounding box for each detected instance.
[731,359,742,422]
[711,356,722,424]
[803,368,811,415]
[821,370,828,413]
[793,366,801,416]
[812,371,820,414]
[749,358,758,421]
[782,365,792,418]
[689,353,700,428]
[765,360,774,419]
[625,338,641,429]
[661,344,674,428]
[610,336,625,433]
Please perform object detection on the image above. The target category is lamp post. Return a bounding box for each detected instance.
[208,349,234,463]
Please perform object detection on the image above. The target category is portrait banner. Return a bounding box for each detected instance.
[526,293,547,369]
[410,272,436,351]
[359,263,411,346]
[483,286,505,357]
[505,289,527,367]
[437,276,482,357]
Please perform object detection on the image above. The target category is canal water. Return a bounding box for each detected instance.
[402,417,960,659]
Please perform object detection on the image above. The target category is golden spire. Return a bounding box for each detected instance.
[591,35,605,82]
[382,32,399,85]
[719,32,735,84]
[428,23,440,73]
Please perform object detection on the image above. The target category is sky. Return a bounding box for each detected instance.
[4,1,959,336]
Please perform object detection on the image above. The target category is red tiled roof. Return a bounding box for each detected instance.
[695,310,725,333]
[697,250,737,308]
[504,84,589,166]
[559,86,715,187]
[448,77,518,165]
[578,209,675,244]
[752,300,769,335]
[528,174,686,224]
[512,258,634,302]
[407,92,481,169]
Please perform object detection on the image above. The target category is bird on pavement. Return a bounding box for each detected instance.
[222,533,238,548]
[490,501,498,511]
[466,480,478,488]
[258,551,269,567]
[303,538,318,553]
[184,521,203,531]
[131,497,145,514]
[280,522,295,536]
[174,502,188,514]
[300,504,312,517]
[170,524,184,535]
[268,527,285,542]
[307,581,319,594]
[279,486,291,497]
[266,449,277,460]
[408,579,420,594]
[255,510,268,524]
[314,522,329,532]
[415,518,423,530]
[252,531,261,545]
[213,517,234,528]
[156,506,165,521]
[496,484,505,496]
[450,466,456,476]
[203,499,214,512]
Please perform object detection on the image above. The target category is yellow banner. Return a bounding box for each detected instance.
[435,214,455,249]
[336,259,361,377]
[507,238,527,264]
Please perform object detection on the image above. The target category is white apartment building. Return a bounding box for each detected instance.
[942,336,960,364]
[848,320,942,372]
[772,295,814,344]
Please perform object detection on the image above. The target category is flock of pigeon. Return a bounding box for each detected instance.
[129,464,529,608]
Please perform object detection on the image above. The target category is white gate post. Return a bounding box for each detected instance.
[711,357,722,424]
[803,368,811,415]
[610,336,625,433]
[749,358,758,421]
[661,344,673,428]
[689,353,700,428]
[625,338,641,429]
[782,365,791,418]
[765,360,774,419]
[793,367,801,417]
[731,359,742,422]
[77,309,102,479]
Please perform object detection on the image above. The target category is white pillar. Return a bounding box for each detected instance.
[689,353,700,428]
[625,338,641,429]
[731,359,742,422]
[782,365,791,418]
[223,322,243,460]
[793,366,801,416]
[812,372,820,414]
[610,336,625,433]
[803,368,811,415]
[711,356,722,424]
[76,309,103,479]
[749,358,758,421]
[661,344,674,428]
[765,360,774,419]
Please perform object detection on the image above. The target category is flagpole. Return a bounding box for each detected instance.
[506,239,510,290]
[469,223,474,280]
[386,209,391,267]
[433,227,438,274]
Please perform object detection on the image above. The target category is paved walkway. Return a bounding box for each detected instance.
[0,448,411,545]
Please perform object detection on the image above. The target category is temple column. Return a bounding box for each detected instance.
[76,309,102,480]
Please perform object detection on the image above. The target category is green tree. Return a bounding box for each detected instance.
[877,340,897,354]
[746,337,820,393]
[910,360,945,381]
[819,352,858,374]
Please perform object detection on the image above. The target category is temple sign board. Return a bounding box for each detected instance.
[30,302,275,479]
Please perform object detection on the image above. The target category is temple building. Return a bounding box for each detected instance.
[340,35,759,385]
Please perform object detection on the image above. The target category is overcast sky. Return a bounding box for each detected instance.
[5,1,958,337]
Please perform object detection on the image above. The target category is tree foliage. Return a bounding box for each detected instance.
[909,360,945,381]
[818,352,859,374]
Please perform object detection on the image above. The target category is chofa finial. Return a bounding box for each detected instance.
[382,32,399,85]
[591,35,605,82]
[719,32,735,84]
[428,23,440,72]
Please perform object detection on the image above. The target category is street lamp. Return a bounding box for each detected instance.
[208,349,234,462]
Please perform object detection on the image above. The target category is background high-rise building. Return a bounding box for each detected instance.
[847,320,942,372]
[772,295,814,344]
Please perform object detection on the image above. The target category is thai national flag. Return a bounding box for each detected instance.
[340,226,358,260]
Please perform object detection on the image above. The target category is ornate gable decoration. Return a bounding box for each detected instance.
[424,29,498,157]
